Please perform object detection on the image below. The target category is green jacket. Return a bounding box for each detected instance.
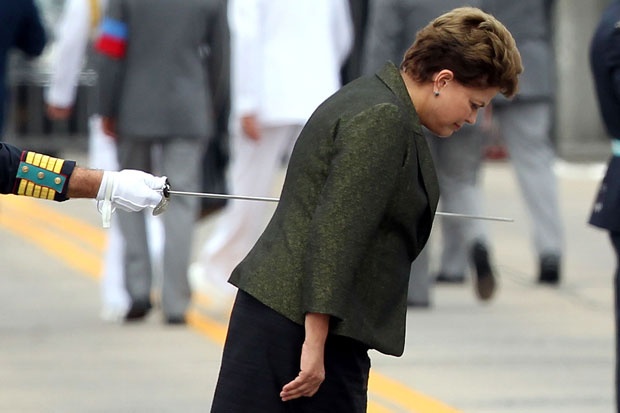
[229,62,439,356]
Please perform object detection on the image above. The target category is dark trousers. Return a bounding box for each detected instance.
[211,290,370,413]
[611,231,620,413]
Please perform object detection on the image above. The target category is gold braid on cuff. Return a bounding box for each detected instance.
[14,151,76,201]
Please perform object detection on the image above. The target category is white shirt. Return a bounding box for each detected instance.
[229,0,353,126]
[46,0,107,107]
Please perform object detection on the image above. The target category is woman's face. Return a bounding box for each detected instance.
[423,72,499,138]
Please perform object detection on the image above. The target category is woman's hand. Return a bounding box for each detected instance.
[280,312,330,401]
[240,114,260,141]
[280,341,326,401]
[101,116,118,139]
[46,104,72,120]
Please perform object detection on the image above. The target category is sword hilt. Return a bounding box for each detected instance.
[153,179,171,216]
[162,179,171,199]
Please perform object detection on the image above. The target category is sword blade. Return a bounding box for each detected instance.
[434,211,513,222]
[166,190,514,222]
[167,190,279,203]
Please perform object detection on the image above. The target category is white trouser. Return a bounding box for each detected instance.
[88,116,128,316]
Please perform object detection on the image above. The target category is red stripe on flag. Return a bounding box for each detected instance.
[95,35,127,59]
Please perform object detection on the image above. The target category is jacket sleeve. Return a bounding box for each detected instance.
[94,0,128,118]
[301,103,406,320]
[14,0,47,57]
[46,0,92,108]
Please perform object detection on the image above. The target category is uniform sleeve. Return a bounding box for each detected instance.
[0,143,23,194]
[1,143,76,201]
[94,0,128,118]
[46,0,92,108]
[14,0,47,57]
[301,104,406,320]
[606,26,620,99]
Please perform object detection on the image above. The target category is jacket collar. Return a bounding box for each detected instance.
[376,62,440,216]
[376,62,418,123]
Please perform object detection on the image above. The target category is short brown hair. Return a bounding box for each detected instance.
[400,7,522,97]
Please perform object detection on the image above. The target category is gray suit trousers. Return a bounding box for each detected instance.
[117,137,203,318]
[408,124,487,304]
[408,100,564,304]
[495,100,562,255]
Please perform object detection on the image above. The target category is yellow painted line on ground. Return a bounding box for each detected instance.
[1,196,105,251]
[0,196,463,413]
[0,199,101,279]
[369,372,461,413]
[368,400,394,413]
[186,308,228,345]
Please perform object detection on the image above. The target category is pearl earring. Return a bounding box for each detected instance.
[434,91,440,97]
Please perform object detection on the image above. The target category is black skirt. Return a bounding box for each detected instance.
[211,290,370,413]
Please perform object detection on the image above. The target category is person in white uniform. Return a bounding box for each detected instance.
[190,0,354,309]
[45,0,142,322]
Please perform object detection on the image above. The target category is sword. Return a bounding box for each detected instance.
[154,186,513,222]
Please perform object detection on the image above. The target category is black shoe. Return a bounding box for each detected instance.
[435,273,466,284]
[407,299,431,308]
[125,300,152,321]
[471,241,497,301]
[538,254,560,285]
[164,315,187,325]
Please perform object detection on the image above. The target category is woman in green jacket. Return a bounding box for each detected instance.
[211,7,522,412]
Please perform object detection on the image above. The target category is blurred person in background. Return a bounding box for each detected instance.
[0,0,46,134]
[95,0,230,325]
[480,0,563,285]
[365,0,564,303]
[363,0,496,306]
[188,0,353,313]
[589,1,620,410]
[44,0,134,323]
[340,0,370,85]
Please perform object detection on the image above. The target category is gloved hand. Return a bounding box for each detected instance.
[96,170,167,227]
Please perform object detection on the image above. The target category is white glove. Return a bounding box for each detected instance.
[96,170,167,227]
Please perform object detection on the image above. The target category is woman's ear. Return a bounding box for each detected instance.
[432,69,455,92]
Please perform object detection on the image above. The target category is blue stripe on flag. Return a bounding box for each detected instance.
[100,18,128,39]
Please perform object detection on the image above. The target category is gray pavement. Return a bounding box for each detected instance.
[0,157,615,413]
